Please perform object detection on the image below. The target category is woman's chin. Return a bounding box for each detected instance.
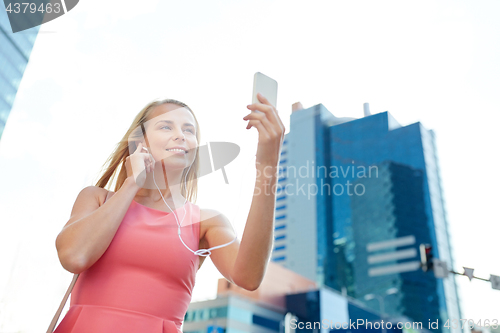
[155,161,193,171]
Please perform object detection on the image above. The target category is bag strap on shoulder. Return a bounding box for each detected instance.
[47,188,112,332]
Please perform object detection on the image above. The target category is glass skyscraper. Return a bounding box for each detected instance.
[272,104,462,333]
[0,8,39,140]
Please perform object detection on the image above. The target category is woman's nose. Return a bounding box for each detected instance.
[173,128,185,141]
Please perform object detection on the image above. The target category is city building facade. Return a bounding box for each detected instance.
[271,103,462,332]
[184,262,427,333]
[0,9,39,140]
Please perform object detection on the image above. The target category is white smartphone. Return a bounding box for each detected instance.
[252,72,278,109]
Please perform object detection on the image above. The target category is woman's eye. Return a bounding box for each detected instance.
[161,126,194,134]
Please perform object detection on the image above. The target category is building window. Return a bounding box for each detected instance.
[252,314,281,331]
[184,307,228,322]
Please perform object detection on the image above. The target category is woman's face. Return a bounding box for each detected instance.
[142,103,198,172]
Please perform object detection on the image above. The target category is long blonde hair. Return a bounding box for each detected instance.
[95,99,200,203]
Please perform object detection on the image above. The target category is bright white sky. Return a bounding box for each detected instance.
[1,0,499,331]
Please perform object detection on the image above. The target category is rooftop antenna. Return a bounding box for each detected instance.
[363,102,371,117]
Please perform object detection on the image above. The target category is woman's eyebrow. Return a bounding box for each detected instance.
[155,120,195,128]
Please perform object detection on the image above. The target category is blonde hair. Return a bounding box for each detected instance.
[95,99,200,203]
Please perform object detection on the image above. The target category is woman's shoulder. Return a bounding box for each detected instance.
[79,185,112,206]
[197,208,234,243]
[199,207,224,221]
[198,207,216,223]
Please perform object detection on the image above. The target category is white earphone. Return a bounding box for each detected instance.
[140,145,237,257]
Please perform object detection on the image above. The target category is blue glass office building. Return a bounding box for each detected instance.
[271,104,462,333]
[0,8,39,140]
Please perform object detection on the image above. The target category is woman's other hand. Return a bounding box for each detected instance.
[125,142,155,188]
[243,93,286,167]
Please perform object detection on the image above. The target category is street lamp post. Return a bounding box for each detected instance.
[364,288,398,333]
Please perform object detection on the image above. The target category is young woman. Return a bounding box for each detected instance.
[53,93,285,332]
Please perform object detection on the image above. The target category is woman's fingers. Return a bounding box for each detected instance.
[246,101,274,114]
[125,156,132,178]
[134,142,148,173]
[148,155,154,173]
[135,142,143,154]
[246,93,285,139]
[243,112,276,140]
[133,142,157,173]
[144,153,153,173]
[147,153,156,173]
[246,119,271,140]
[256,92,275,108]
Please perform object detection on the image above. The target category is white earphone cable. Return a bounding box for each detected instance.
[142,146,251,257]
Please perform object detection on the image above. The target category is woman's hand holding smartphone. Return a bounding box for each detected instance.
[125,142,155,188]
[243,73,285,168]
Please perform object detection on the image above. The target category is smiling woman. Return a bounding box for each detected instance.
[50,95,285,333]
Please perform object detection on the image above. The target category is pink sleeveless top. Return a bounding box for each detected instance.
[54,193,200,333]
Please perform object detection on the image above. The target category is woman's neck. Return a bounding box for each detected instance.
[136,186,184,202]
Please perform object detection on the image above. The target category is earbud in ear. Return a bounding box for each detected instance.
[142,147,148,151]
